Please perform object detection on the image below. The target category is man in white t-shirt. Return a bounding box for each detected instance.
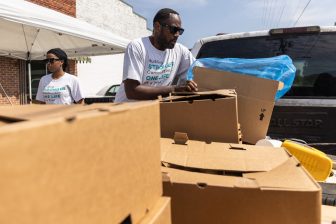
[115,8,198,102]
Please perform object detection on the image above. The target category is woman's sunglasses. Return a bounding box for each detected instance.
[160,23,184,35]
[43,58,62,64]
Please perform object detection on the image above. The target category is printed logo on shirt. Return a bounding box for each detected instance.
[43,86,67,102]
[144,61,174,85]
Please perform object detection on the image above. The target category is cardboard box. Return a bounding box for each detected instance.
[0,102,162,224]
[138,197,171,224]
[193,66,280,144]
[0,103,116,121]
[160,90,241,143]
[161,138,321,224]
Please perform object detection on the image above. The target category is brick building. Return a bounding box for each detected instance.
[0,0,76,105]
[0,0,149,105]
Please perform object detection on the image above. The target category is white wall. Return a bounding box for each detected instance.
[77,0,151,40]
[76,0,151,97]
[77,54,124,96]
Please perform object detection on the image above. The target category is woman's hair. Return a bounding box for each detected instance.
[47,48,68,70]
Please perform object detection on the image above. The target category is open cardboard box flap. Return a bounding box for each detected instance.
[160,89,236,102]
[162,155,320,190]
[162,137,321,224]
[192,66,280,144]
[193,66,280,101]
[161,138,290,172]
[162,166,259,189]
[243,157,320,190]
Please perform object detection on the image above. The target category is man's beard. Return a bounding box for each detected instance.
[157,35,175,50]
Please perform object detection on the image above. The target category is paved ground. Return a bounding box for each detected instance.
[321,154,336,207]
[326,154,336,184]
[325,170,336,184]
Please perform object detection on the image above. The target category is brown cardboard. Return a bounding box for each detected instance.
[161,138,321,224]
[0,102,162,224]
[193,66,280,144]
[138,197,171,224]
[0,103,116,121]
[160,90,240,143]
[161,138,290,172]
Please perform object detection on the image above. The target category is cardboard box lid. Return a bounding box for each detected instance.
[192,66,280,144]
[161,138,290,172]
[0,102,154,123]
[0,104,115,122]
[160,89,237,102]
[193,66,280,101]
[162,156,320,191]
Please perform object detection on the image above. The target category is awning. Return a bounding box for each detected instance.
[0,0,130,60]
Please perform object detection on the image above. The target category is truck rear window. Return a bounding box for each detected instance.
[197,32,336,98]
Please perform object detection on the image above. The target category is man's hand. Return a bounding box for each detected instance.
[175,80,198,92]
[124,79,175,100]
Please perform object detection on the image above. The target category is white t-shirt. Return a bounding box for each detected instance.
[114,37,195,102]
[36,73,84,105]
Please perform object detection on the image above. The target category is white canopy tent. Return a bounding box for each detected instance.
[0,0,130,103]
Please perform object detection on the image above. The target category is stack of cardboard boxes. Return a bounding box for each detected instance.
[159,67,323,224]
[160,139,321,224]
[0,102,170,224]
[0,66,333,223]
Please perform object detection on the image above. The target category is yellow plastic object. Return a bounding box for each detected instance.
[281,140,333,181]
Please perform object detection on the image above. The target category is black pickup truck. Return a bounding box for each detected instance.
[191,26,336,155]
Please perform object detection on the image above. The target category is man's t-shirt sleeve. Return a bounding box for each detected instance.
[176,46,195,86]
[122,41,144,83]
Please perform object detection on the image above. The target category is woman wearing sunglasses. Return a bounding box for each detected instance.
[35,48,84,104]
[114,8,198,102]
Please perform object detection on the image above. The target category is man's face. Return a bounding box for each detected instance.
[157,13,184,49]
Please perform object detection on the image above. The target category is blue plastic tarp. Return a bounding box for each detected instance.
[187,55,296,100]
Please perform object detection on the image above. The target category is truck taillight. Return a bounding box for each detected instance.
[269,26,320,35]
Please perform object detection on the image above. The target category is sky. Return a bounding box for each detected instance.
[124,0,336,48]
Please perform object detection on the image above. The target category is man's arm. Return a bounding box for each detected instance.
[124,79,198,100]
[32,99,46,104]
[75,98,84,104]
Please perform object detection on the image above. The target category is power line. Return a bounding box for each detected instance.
[264,0,270,29]
[293,0,312,26]
[271,1,283,28]
[269,0,278,28]
[267,0,276,28]
[289,0,303,27]
[276,0,287,28]
[261,0,267,28]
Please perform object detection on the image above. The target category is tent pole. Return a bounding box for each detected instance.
[0,81,13,106]
[28,61,32,104]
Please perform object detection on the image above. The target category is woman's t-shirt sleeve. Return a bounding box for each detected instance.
[36,77,45,101]
[71,77,84,102]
